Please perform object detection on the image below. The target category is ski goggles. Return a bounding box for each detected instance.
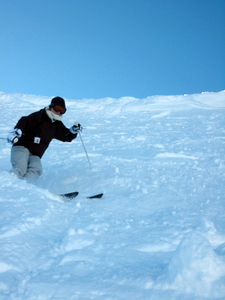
[52,104,66,114]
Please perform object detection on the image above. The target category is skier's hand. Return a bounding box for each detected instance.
[7,128,22,144]
[70,122,83,134]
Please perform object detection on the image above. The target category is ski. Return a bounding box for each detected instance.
[61,191,79,199]
[60,191,79,202]
[60,191,103,202]
[86,193,104,199]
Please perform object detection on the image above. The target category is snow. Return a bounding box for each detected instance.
[0,90,225,299]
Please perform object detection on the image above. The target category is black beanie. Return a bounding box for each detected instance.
[50,97,66,111]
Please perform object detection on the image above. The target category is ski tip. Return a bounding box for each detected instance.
[60,191,79,202]
[59,192,103,202]
[86,193,104,199]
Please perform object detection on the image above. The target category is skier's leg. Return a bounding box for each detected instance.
[10,146,30,179]
[24,154,42,182]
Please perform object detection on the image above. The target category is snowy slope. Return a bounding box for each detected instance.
[0,91,225,300]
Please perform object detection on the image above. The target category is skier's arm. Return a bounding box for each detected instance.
[8,110,43,144]
[54,122,83,142]
[14,110,43,133]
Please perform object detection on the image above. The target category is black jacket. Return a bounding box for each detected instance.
[13,108,77,158]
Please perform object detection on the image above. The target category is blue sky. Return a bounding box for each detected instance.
[0,0,224,99]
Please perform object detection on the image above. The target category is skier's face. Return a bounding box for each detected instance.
[51,107,61,115]
[51,105,66,115]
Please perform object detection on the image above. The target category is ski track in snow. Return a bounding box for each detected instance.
[0,91,225,299]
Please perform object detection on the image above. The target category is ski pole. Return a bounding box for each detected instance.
[79,132,92,169]
[0,137,6,140]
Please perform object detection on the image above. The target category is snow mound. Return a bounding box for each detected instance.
[0,91,225,299]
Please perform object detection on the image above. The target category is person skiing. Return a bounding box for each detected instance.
[7,96,82,182]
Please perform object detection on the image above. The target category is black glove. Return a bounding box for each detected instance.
[70,122,83,134]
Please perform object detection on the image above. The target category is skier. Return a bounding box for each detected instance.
[7,96,82,182]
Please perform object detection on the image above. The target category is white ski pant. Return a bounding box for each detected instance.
[10,146,42,182]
